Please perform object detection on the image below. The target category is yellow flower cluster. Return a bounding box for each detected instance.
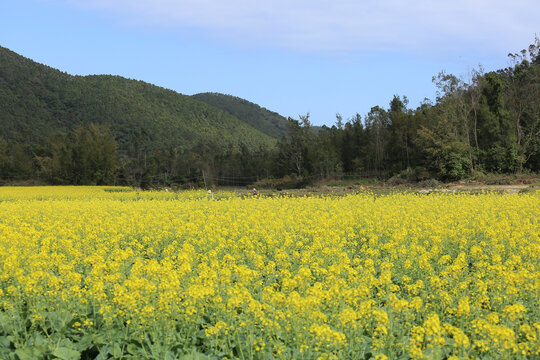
[0,186,538,359]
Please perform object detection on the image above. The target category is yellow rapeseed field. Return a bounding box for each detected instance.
[0,186,538,359]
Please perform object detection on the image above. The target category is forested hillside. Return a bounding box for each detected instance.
[0,46,276,185]
[192,93,289,139]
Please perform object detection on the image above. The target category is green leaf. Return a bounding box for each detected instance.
[14,349,33,360]
[178,350,212,360]
[111,343,123,358]
[126,343,141,356]
[89,333,108,346]
[0,313,17,333]
[52,347,81,360]
[0,335,12,348]
[32,333,47,347]
[15,347,46,360]
[47,310,74,332]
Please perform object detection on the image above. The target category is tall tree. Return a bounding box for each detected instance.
[467,66,484,167]
[364,106,389,172]
[476,72,516,172]
[503,37,540,171]
[432,71,476,172]
[335,113,343,130]
[388,95,414,171]
[277,115,314,181]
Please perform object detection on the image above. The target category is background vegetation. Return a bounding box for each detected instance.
[192,92,289,139]
[0,38,538,187]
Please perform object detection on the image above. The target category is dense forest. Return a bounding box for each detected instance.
[192,92,289,139]
[273,37,540,184]
[0,39,538,187]
[0,46,276,186]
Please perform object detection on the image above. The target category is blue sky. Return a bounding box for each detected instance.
[1,1,538,126]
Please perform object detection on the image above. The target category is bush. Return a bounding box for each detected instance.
[386,175,410,186]
[414,167,431,181]
[386,167,432,185]
[417,178,441,188]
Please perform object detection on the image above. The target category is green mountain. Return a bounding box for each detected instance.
[192,92,289,139]
[0,46,276,153]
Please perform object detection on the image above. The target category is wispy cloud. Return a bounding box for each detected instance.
[66,0,538,54]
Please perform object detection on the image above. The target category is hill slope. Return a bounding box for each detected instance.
[192,92,289,139]
[0,46,276,153]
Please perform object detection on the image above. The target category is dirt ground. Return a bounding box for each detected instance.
[232,177,540,197]
[444,183,533,194]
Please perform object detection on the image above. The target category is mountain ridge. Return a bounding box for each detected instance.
[0,45,278,153]
[192,92,289,139]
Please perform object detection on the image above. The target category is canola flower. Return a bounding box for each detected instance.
[0,186,538,359]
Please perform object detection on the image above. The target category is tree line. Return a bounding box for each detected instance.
[0,39,538,187]
[273,38,540,183]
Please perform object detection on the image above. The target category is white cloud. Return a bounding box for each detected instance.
[66,0,539,54]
